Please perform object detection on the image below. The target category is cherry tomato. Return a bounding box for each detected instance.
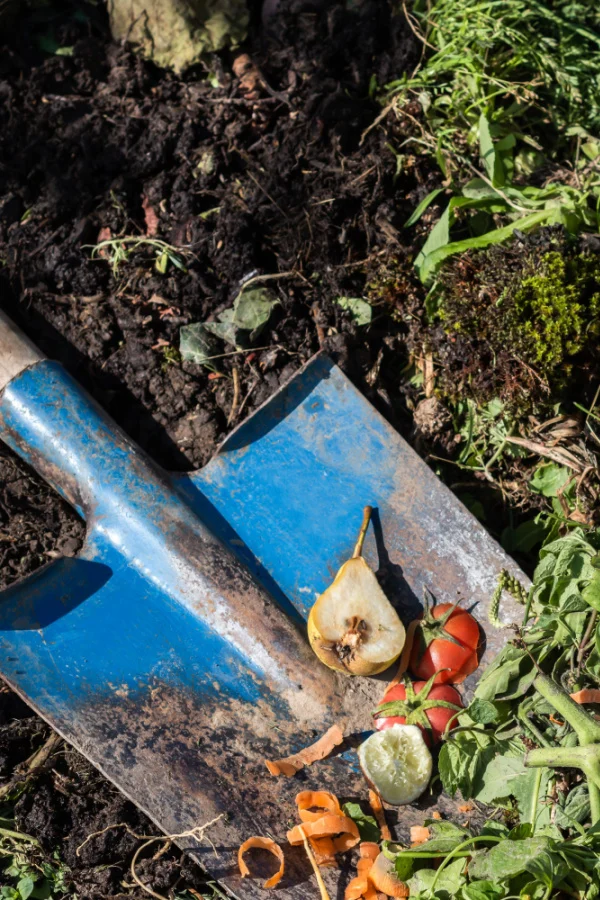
[373,678,463,744]
[409,603,480,685]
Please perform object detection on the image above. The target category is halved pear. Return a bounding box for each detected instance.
[307,507,405,676]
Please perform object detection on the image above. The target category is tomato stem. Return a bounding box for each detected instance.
[352,505,373,559]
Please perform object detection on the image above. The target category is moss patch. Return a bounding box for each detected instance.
[430,230,600,409]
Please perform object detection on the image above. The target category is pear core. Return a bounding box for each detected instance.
[308,556,406,676]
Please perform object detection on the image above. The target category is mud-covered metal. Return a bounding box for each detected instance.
[0,354,526,899]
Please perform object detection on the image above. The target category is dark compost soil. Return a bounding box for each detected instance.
[0,1,531,896]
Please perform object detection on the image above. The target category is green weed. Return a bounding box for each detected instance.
[409,114,600,282]
[388,0,600,163]
[87,236,189,277]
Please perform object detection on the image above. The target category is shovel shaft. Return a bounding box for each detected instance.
[0,309,44,391]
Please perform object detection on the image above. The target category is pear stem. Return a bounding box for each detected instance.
[353,506,373,558]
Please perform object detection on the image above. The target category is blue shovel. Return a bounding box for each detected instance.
[0,309,524,898]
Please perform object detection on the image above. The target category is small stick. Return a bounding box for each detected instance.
[297,826,331,900]
[311,302,326,349]
[353,506,373,558]
[227,366,241,425]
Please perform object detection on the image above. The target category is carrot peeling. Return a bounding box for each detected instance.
[410,825,430,846]
[238,836,284,889]
[265,724,344,777]
[570,689,600,705]
[368,789,391,842]
[287,813,360,850]
[344,843,378,900]
[296,790,342,822]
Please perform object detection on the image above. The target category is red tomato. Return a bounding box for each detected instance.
[409,603,480,685]
[373,679,463,744]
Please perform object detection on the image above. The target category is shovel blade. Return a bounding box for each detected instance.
[0,355,525,899]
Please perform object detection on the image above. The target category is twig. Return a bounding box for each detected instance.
[504,435,585,471]
[236,377,260,421]
[0,731,62,800]
[227,366,241,425]
[246,171,290,220]
[297,825,331,900]
[311,302,326,348]
[239,270,298,290]
[578,610,598,669]
[77,816,224,900]
[360,101,397,146]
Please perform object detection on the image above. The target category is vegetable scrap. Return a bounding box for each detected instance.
[358,724,433,805]
[368,852,409,897]
[409,826,430,846]
[308,507,406,675]
[409,594,480,684]
[373,674,463,744]
[264,723,344,777]
[344,842,381,900]
[238,836,284,889]
[368,789,391,842]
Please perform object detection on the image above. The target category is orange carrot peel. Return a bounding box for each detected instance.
[344,843,380,900]
[265,724,344,777]
[410,825,430,846]
[571,689,600,705]
[238,836,285,889]
[368,789,391,842]
[288,791,360,868]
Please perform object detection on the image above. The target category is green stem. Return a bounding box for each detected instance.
[429,837,503,893]
[534,673,600,746]
[0,826,40,845]
[529,766,544,834]
[589,782,600,826]
[526,746,600,788]
[518,707,552,749]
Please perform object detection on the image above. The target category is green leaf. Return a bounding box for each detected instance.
[467,699,499,725]
[416,820,472,854]
[467,836,554,881]
[418,209,551,282]
[479,113,504,188]
[341,802,379,842]
[474,645,534,701]
[438,736,495,799]
[582,574,600,611]
[394,853,414,882]
[231,287,279,340]
[461,883,505,900]
[179,323,219,370]
[16,879,34,900]
[529,463,570,497]
[414,204,451,278]
[404,187,446,227]
[409,857,467,896]
[501,519,547,554]
[336,297,372,326]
